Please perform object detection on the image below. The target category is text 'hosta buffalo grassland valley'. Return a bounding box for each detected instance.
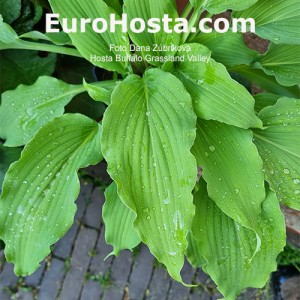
[0,0,299,299]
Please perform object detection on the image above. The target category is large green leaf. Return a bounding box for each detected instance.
[0,144,22,191]
[233,0,300,44]
[0,114,102,275]
[0,15,22,47]
[254,98,300,210]
[188,180,285,300]
[0,76,85,147]
[103,182,141,256]
[192,119,265,232]
[230,65,300,98]
[190,0,257,13]
[20,31,72,46]
[101,68,197,283]
[123,0,180,64]
[49,0,130,74]
[164,44,262,129]
[193,32,258,67]
[0,49,56,93]
[255,44,300,87]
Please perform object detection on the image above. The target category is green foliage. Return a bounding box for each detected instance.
[0,114,102,275]
[103,182,141,255]
[0,49,56,93]
[233,0,300,44]
[188,180,285,300]
[49,0,131,74]
[0,0,299,298]
[277,244,300,271]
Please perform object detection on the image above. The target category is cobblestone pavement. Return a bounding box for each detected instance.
[0,168,275,300]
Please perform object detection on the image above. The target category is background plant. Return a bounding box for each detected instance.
[0,0,299,299]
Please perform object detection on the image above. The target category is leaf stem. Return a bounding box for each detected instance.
[181,6,205,44]
[180,2,194,19]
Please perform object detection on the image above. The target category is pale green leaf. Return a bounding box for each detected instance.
[0,15,21,47]
[188,180,285,300]
[49,0,131,74]
[164,43,262,129]
[103,182,141,256]
[254,93,281,113]
[101,68,197,284]
[193,31,258,67]
[124,0,180,65]
[83,79,117,106]
[230,65,300,98]
[0,113,102,275]
[192,119,265,231]
[233,0,300,44]
[20,31,72,46]
[190,0,258,13]
[0,76,85,147]
[255,44,300,87]
[254,97,300,209]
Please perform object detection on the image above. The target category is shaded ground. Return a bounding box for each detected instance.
[0,165,288,300]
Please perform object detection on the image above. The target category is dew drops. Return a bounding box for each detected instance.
[143,208,149,213]
[204,152,209,157]
[163,198,170,205]
[293,179,300,185]
[23,180,28,184]
[168,251,177,256]
[146,215,151,220]
[234,188,240,194]
[146,111,151,117]
[283,168,290,175]
[295,190,300,195]
[209,145,216,152]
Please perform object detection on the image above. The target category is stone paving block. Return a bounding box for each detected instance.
[24,260,46,286]
[80,228,113,299]
[59,227,97,300]
[17,290,35,300]
[102,287,125,300]
[52,222,78,260]
[80,280,102,300]
[83,188,103,229]
[128,245,154,300]
[0,262,19,300]
[281,276,300,300]
[189,269,213,300]
[76,182,93,220]
[102,250,133,300]
[167,260,195,300]
[88,227,113,276]
[0,262,19,287]
[146,266,172,300]
[38,258,65,300]
[0,286,12,300]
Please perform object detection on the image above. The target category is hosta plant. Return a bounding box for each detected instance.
[0,0,299,298]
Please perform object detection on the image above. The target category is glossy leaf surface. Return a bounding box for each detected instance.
[101,68,197,283]
[0,114,102,275]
